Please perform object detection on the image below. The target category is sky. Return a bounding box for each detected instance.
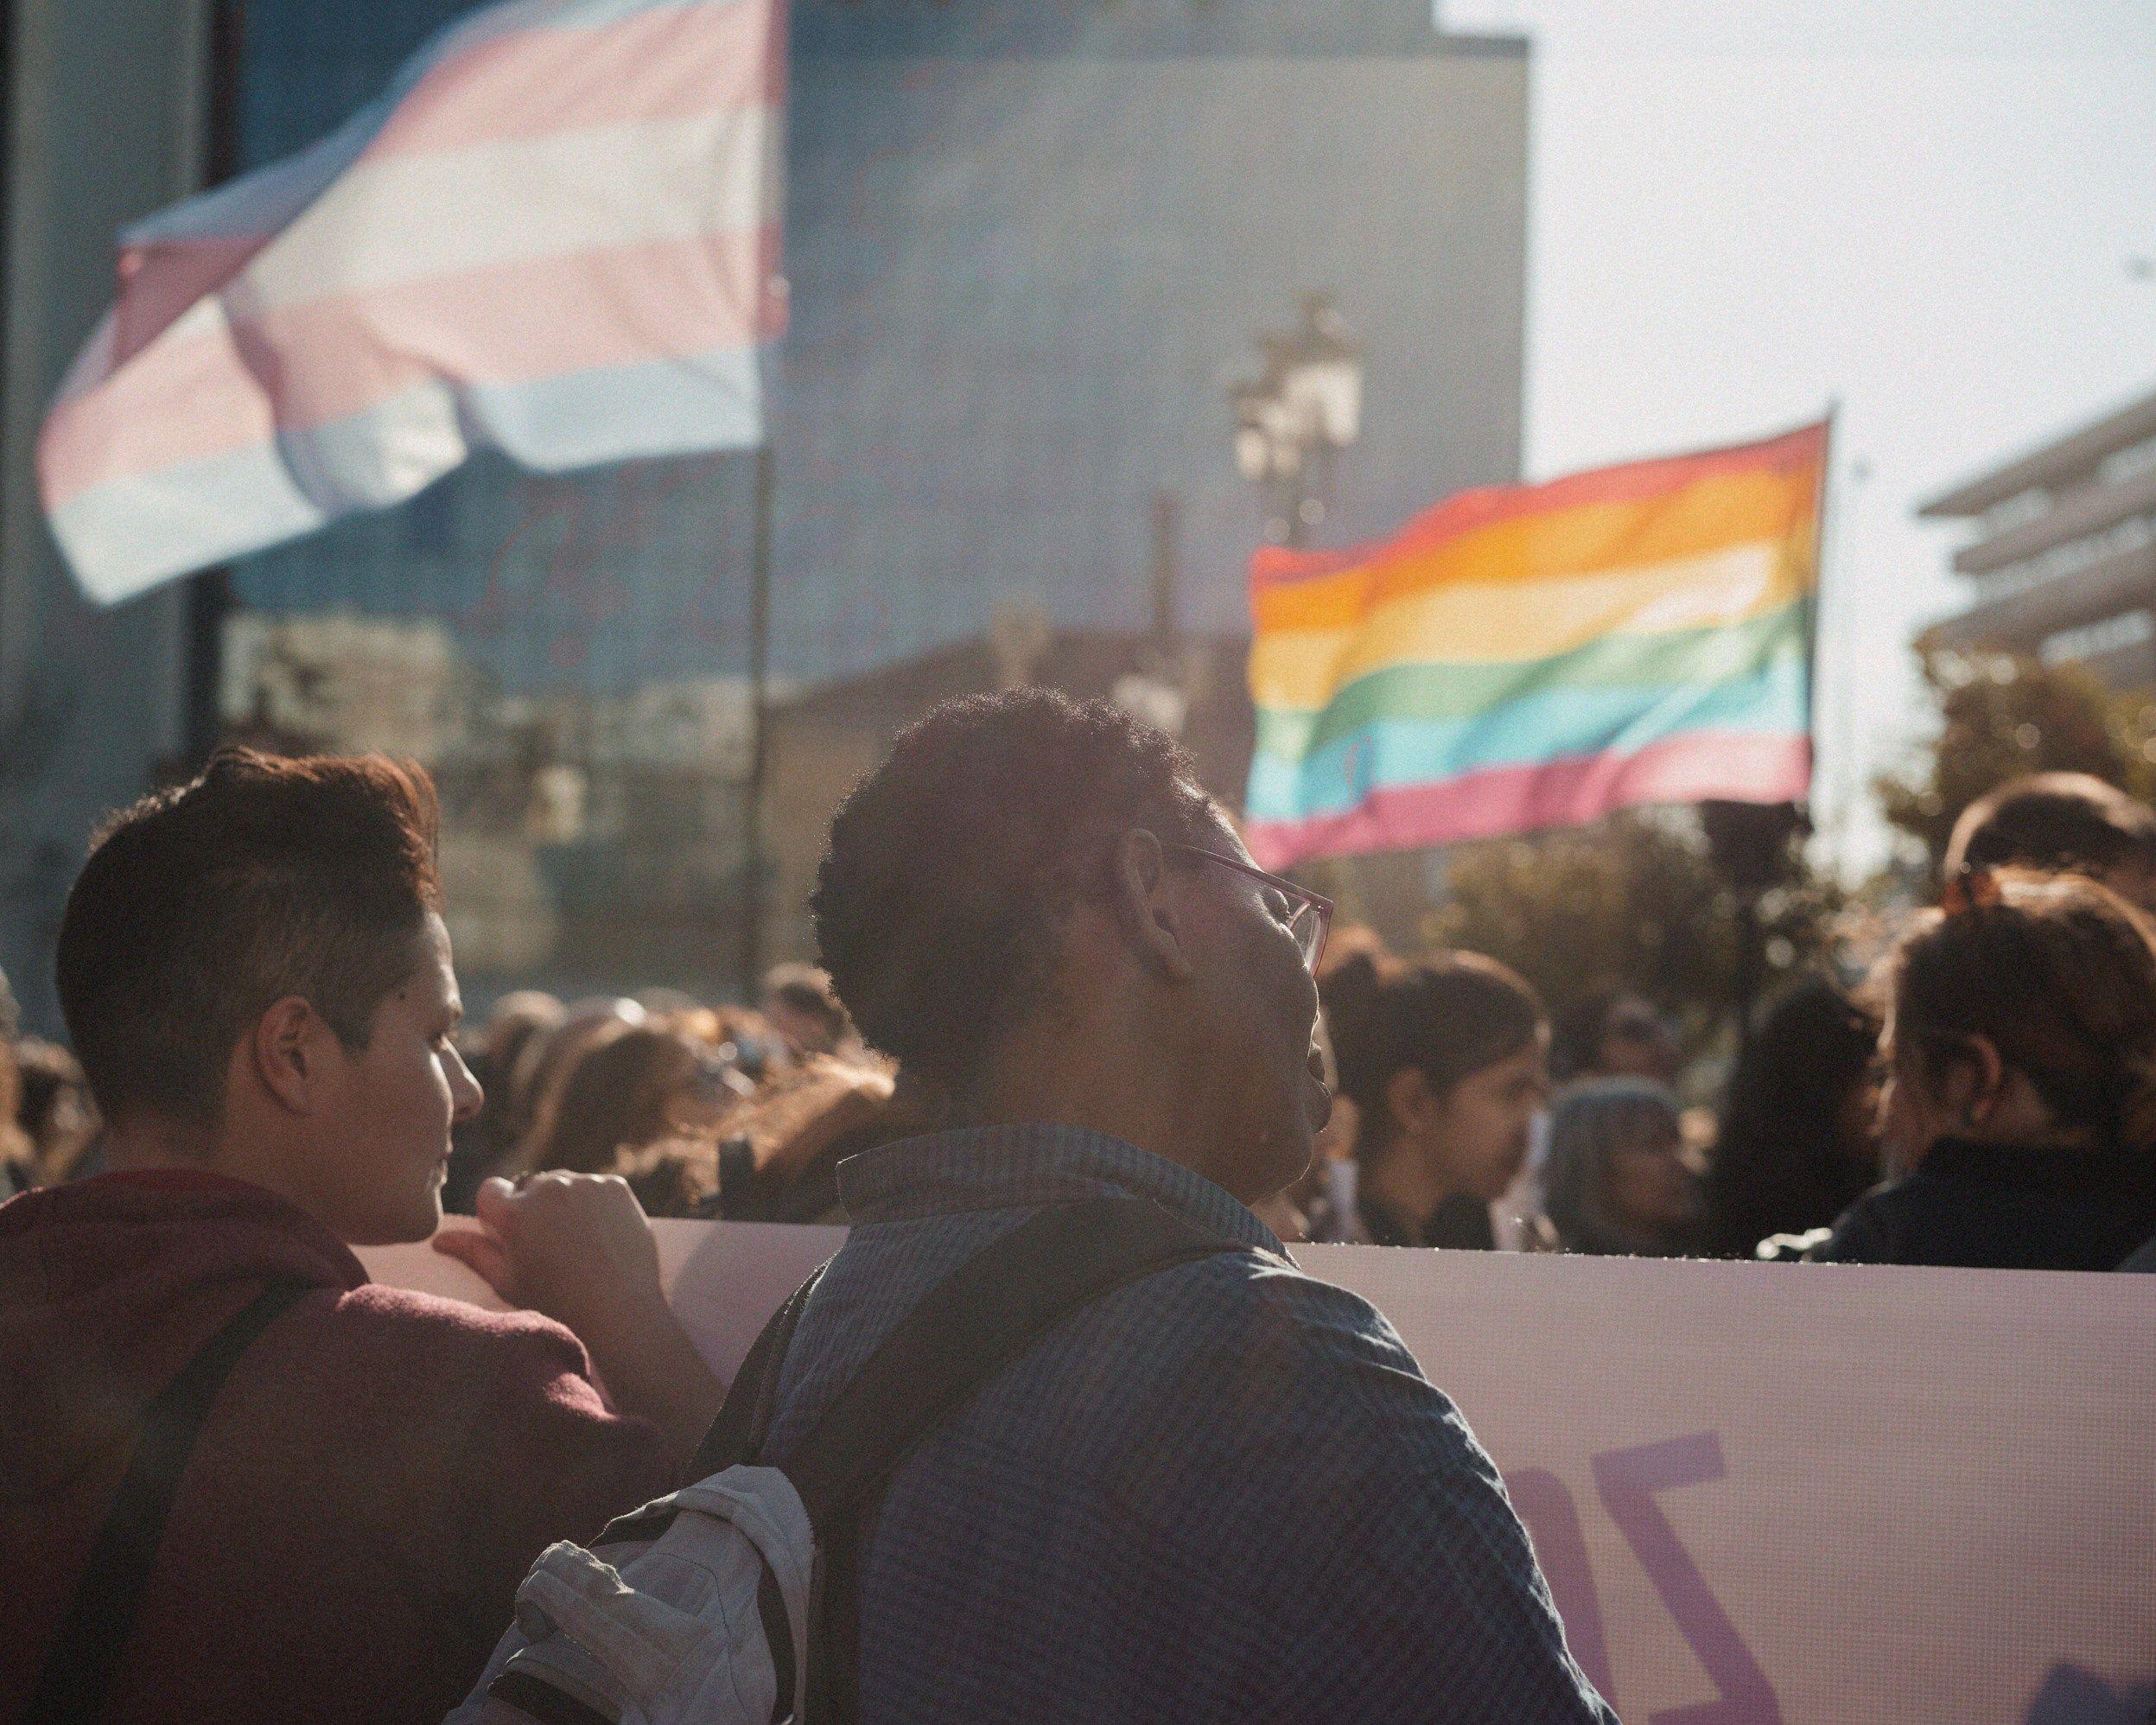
[1441,0,2156,872]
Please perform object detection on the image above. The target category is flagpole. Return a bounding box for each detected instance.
[738,438,775,1003]
[181,0,250,767]
[1706,406,1836,1054]
[1806,399,1854,869]
[1804,399,1836,793]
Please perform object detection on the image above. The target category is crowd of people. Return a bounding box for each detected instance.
[12,756,2156,1280]
[4,694,2155,1722]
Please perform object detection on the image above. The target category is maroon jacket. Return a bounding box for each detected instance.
[0,1170,678,1723]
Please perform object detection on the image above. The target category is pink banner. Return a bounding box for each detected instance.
[366,1227,2156,1723]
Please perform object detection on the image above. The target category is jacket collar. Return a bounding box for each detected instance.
[836,1123,1285,1255]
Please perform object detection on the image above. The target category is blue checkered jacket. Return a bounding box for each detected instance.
[760,1125,1619,1723]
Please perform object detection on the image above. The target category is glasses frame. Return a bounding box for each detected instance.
[1161,842,1333,973]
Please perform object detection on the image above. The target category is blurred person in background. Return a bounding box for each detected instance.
[1701,976,1881,1258]
[1319,949,1549,1250]
[503,996,646,1175]
[0,751,714,1725]
[697,1052,918,1225]
[632,986,704,1019]
[475,990,565,1096]
[760,959,861,1061]
[518,1020,749,1181]
[442,990,563,1213]
[16,1039,100,1186]
[1549,989,1682,1088]
[1540,1079,1701,1257]
[1809,867,2156,1270]
[1,1032,32,1198]
[1944,771,2156,913]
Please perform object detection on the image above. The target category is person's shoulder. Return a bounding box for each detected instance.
[1806,1181,1914,1264]
[333,1283,597,1386]
[1140,1246,1425,1377]
[1110,1247,1488,1490]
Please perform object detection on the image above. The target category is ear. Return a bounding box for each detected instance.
[1966,1030,2009,1121]
[248,996,329,1117]
[1385,1065,1440,1140]
[1108,829,1196,983]
[1956,1034,2007,1127]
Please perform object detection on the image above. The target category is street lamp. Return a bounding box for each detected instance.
[1230,293,1364,546]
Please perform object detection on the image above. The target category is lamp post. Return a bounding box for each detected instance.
[1230,293,1364,548]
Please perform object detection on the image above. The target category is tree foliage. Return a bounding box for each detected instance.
[1421,807,1837,1043]
[1876,648,2156,871]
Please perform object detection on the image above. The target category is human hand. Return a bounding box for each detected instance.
[436,1172,722,1463]
[434,1172,667,1340]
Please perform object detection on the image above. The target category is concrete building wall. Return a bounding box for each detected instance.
[1919,383,2156,693]
[1,0,210,1030]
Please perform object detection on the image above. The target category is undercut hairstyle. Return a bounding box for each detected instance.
[1322,948,1546,1155]
[1944,773,2156,880]
[55,749,442,1127]
[812,691,1216,1091]
[1890,869,2156,1149]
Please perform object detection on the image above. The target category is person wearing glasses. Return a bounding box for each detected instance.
[768,689,1615,1722]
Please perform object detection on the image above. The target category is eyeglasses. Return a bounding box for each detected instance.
[1161,843,1333,973]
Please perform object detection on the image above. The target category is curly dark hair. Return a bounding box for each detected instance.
[812,691,1216,1090]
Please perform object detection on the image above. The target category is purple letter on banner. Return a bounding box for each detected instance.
[1592,1433,1782,1725]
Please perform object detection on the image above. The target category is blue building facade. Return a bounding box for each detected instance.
[4,0,1527,1006]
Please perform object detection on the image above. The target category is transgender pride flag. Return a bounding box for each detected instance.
[39,0,785,605]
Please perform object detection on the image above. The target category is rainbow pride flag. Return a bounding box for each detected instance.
[39,0,785,605]
[1243,422,1827,869]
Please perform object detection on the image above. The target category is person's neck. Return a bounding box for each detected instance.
[100,1111,217,1174]
[947,1022,1234,1197]
[101,1109,300,1210]
[1361,1136,1457,1238]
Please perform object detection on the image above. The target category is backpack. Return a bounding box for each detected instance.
[448,1196,1247,1725]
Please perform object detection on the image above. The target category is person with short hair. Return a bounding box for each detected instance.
[1549,989,1681,1088]
[1810,866,2156,1270]
[1943,771,2156,910]
[1320,949,1551,1249]
[0,750,716,1724]
[1541,1078,1700,1257]
[768,690,1613,1722]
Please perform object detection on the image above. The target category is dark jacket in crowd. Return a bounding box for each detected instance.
[1809,1138,2156,1272]
[0,1169,677,1724]
[758,1125,1616,1723]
